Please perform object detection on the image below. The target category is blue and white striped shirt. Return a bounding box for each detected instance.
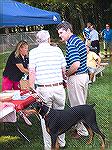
[29,43,66,84]
[83,27,90,39]
[66,34,88,75]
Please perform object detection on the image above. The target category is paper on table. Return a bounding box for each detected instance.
[0,106,15,119]
[12,93,31,100]
[0,102,16,122]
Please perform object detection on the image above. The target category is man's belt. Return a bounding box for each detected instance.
[36,82,63,87]
[69,72,88,76]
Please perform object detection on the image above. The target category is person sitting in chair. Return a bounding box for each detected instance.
[86,45,101,83]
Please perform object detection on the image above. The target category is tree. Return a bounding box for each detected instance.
[16,0,112,33]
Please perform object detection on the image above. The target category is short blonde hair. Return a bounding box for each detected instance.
[15,41,28,58]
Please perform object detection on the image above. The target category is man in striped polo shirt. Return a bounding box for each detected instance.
[57,21,89,138]
[29,30,66,150]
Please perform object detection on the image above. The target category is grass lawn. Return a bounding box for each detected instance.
[0,52,112,150]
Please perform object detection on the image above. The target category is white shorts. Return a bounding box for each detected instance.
[104,41,112,50]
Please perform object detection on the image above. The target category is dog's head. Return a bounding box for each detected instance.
[30,101,42,111]
[24,101,48,118]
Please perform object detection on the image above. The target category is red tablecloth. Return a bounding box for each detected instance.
[11,95,36,112]
[0,90,37,113]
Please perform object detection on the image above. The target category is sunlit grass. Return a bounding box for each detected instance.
[0,136,20,143]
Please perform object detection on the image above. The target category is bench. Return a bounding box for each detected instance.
[93,62,108,82]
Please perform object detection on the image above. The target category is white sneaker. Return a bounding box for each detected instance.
[77,122,89,136]
[88,80,92,84]
[77,128,89,136]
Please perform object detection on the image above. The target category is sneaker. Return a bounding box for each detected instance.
[88,80,92,84]
[60,145,67,149]
[72,132,87,140]
[77,122,89,136]
[77,129,89,137]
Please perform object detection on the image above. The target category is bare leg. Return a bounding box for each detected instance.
[89,73,94,82]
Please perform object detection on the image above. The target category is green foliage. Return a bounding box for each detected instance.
[16,0,112,33]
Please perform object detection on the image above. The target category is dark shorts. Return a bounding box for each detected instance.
[91,40,100,54]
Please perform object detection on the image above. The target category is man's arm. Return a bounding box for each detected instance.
[66,61,80,77]
[96,56,101,68]
[29,68,35,89]
[62,66,67,80]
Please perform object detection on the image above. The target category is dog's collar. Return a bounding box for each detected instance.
[44,107,50,119]
[34,107,41,115]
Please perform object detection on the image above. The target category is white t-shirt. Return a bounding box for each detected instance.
[89,29,99,41]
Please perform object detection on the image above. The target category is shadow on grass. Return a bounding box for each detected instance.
[0,115,43,150]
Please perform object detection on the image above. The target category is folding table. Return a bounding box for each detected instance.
[0,90,37,142]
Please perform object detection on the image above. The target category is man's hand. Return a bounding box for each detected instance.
[63,80,67,88]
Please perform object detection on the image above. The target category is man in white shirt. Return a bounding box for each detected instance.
[29,30,66,150]
[89,24,100,55]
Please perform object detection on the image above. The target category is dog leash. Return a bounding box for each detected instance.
[30,87,71,109]
[65,90,71,108]
[29,87,46,103]
[19,111,32,125]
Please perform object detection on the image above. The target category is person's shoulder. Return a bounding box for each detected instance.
[10,51,15,55]
[84,27,88,31]
[73,35,84,46]
[88,51,94,55]
[29,47,38,54]
[101,29,105,33]
[72,34,80,41]
[83,27,86,32]
[102,28,106,31]
[8,51,15,59]
[51,45,62,53]
[93,29,98,33]
[91,51,99,57]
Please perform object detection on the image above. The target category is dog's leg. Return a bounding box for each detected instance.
[46,127,50,134]
[89,124,105,150]
[51,134,59,150]
[55,137,59,150]
[86,127,94,144]
[51,141,59,150]
[99,135,105,150]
